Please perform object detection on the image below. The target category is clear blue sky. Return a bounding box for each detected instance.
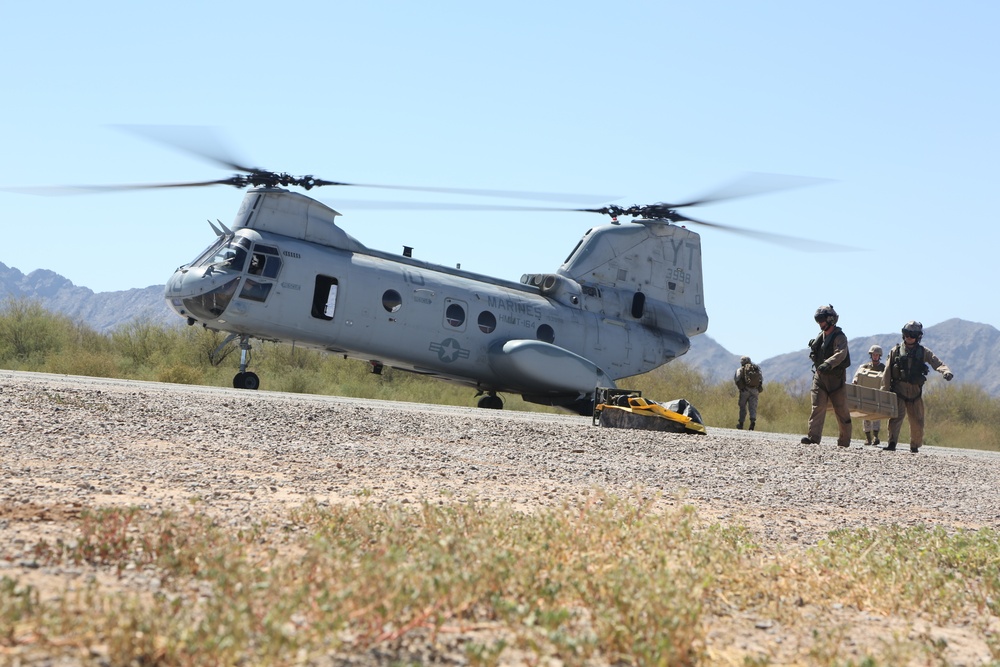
[2,1,996,361]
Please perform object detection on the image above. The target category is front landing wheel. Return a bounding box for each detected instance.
[233,372,261,390]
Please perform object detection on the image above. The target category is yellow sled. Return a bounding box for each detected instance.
[593,389,707,435]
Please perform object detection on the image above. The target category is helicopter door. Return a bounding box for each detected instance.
[312,275,338,320]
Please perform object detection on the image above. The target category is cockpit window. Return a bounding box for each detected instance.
[198,237,251,273]
[188,237,226,268]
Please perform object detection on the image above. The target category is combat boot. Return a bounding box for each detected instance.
[873,430,880,446]
[882,442,897,451]
[749,419,755,431]
[864,431,872,445]
[737,421,743,430]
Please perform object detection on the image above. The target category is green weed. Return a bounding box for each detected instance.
[8,498,1000,665]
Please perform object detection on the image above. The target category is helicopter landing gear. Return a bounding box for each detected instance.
[231,334,260,390]
[476,392,504,410]
[233,371,260,390]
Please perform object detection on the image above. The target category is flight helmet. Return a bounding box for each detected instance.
[814,304,839,326]
[902,320,923,342]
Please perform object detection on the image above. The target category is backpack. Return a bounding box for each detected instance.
[742,363,762,388]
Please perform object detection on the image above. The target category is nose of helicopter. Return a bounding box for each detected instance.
[164,265,241,322]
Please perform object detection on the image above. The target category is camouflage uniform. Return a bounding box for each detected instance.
[852,354,885,444]
[879,327,953,452]
[734,356,762,430]
[802,305,852,448]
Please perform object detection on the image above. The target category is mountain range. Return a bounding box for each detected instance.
[2,260,996,397]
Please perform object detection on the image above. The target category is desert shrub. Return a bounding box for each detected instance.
[157,363,204,385]
[110,319,174,369]
[0,297,71,365]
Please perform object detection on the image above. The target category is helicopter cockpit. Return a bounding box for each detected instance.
[166,233,282,323]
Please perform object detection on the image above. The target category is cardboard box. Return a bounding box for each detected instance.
[836,383,898,420]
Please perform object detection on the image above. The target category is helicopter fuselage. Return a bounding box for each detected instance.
[165,188,709,410]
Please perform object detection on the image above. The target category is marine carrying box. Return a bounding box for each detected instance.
[839,383,899,420]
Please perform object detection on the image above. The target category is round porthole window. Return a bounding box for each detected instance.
[536,323,555,344]
[478,311,497,334]
[382,289,402,313]
[446,303,466,327]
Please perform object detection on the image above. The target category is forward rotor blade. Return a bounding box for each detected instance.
[0,179,245,196]
[114,125,618,203]
[113,124,260,173]
[322,199,588,212]
[318,182,618,204]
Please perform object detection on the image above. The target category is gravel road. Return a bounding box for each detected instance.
[3,369,1000,547]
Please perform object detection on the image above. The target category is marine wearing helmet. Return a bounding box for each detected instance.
[814,304,839,326]
[879,319,954,453]
[902,320,923,342]
[802,304,852,447]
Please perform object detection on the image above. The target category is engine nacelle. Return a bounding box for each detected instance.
[520,272,583,306]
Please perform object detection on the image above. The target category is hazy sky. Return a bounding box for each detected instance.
[2,1,996,361]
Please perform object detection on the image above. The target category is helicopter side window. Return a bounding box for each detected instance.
[312,275,338,320]
[631,292,646,318]
[382,290,402,313]
[536,324,555,344]
[444,301,466,330]
[239,279,272,303]
[478,311,496,334]
[250,244,282,278]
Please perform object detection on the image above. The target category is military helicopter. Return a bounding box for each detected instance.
[8,129,842,414]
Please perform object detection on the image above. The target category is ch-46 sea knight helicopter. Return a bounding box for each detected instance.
[11,129,843,414]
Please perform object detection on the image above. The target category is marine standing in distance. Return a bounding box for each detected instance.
[801,304,853,448]
[734,355,763,430]
[852,344,886,446]
[879,321,954,453]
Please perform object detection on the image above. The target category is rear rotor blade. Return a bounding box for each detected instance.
[669,172,833,208]
[674,212,859,252]
[328,198,857,252]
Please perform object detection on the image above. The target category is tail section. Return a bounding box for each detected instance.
[558,219,707,337]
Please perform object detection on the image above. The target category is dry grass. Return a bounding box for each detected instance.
[4,495,999,665]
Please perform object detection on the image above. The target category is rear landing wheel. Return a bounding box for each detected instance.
[477,393,503,410]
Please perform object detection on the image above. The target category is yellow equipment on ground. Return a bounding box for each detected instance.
[593,388,707,435]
